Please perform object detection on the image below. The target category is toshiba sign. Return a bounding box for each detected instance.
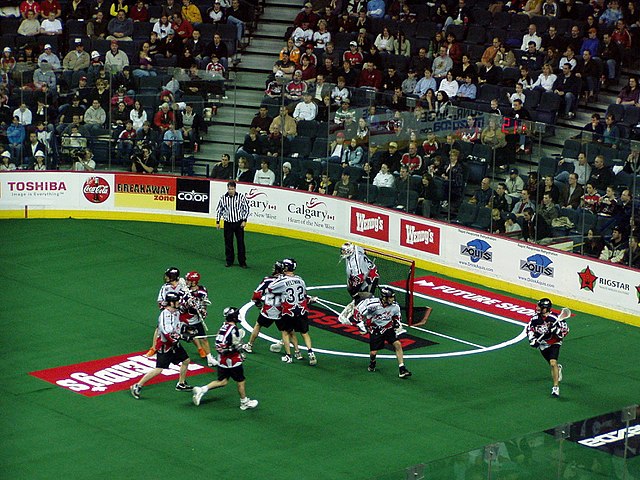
[350,206,389,242]
[400,218,440,255]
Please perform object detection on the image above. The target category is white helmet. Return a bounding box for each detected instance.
[340,242,355,259]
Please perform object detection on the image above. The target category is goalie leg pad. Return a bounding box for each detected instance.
[338,301,355,325]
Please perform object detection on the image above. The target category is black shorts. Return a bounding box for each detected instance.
[292,313,309,334]
[276,317,293,332]
[156,344,190,369]
[257,314,276,328]
[370,329,398,352]
[189,322,206,337]
[217,365,246,382]
[541,343,561,362]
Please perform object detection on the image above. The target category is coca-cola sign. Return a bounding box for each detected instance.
[83,177,111,204]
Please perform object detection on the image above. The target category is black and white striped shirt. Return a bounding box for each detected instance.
[216,191,249,223]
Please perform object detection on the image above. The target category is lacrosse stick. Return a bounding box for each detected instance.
[558,307,571,320]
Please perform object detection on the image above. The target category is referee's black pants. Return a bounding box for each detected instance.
[223,221,246,266]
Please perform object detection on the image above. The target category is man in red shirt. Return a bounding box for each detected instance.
[400,141,422,173]
[172,13,193,43]
[20,0,41,18]
[40,0,60,18]
[357,61,382,90]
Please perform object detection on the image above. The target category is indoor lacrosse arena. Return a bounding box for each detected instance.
[2,215,639,480]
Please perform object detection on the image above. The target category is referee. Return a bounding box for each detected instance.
[216,181,250,268]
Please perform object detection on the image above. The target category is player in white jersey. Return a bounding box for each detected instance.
[267,258,318,365]
[526,298,569,397]
[243,261,301,357]
[181,271,218,367]
[144,267,188,357]
[341,242,380,296]
[130,292,194,399]
[354,287,412,378]
[338,242,380,326]
[192,307,259,410]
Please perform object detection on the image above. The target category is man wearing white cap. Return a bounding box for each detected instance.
[281,161,299,189]
[39,11,62,35]
[38,44,61,70]
[292,91,317,121]
[31,150,47,170]
[62,38,90,88]
[0,151,16,171]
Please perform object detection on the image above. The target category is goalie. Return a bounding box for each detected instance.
[526,298,569,398]
[338,242,380,327]
[191,307,259,410]
[354,288,412,379]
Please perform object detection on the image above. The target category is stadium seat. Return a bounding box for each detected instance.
[531,16,549,34]
[289,136,312,159]
[445,24,465,42]
[415,21,438,40]
[476,84,501,105]
[471,207,492,231]
[491,11,511,30]
[538,156,558,178]
[454,202,479,227]
[465,159,488,185]
[615,171,633,190]
[605,104,625,122]
[621,106,640,128]
[509,13,529,33]
[297,120,318,139]
[396,190,419,213]
[470,9,491,28]
[310,137,328,159]
[358,183,378,203]
[523,88,541,109]
[550,18,571,35]
[562,138,582,159]
[374,187,398,208]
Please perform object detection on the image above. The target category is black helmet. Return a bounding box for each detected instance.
[165,291,181,304]
[379,287,395,304]
[272,260,284,275]
[537,297,552,311]
[165,267,180,281]
[223,306,240,322]
[282,258,297,272]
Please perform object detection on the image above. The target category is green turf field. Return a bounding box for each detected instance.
[2,219,639,480]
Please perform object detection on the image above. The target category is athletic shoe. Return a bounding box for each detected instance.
[143,348,156,358]
[240,398,258,410]
[368,362,376,372]
[395,325,407,336]
[243,343,253,353]
[270,341,283,353]
[551,386,560,397]
[130,383,141,399]
[175,382,194,391]
[356,321,367,335]
[281,354,292,363]
[294,350,303,361]
[206,354,219,367]
[558,364,563,382]
[308,351,317,366]
[192,386,204,406]
[399,366,412,378]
